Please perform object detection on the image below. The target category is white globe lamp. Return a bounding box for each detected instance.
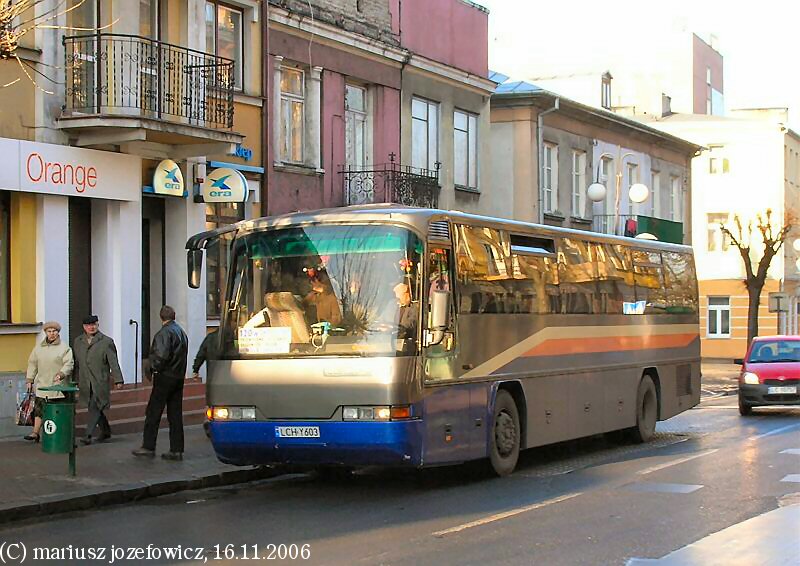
[635,233,658,241]
[587,183,607,202]
[629,183,649,203]
[793,239,800,252]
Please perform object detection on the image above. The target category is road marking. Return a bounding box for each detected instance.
[692,405,738,410]
[624,482,704,494]
[779,448,800,455]
[780,474,800,483]
[431,492,582,537]
[748,422,800,441]
[636,449,718,476]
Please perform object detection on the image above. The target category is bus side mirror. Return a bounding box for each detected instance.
[427,290,451,346]
[188,249,203,289]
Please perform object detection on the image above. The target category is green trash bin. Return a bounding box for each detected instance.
[38,384,79,460]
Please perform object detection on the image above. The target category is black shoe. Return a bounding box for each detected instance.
[161,451,183,461]
[79,437,92,446]
[132,447,156,458]
[24,433,40,443]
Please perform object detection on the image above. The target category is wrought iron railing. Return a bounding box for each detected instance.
[339,162,440,208]
[63,34,235,130]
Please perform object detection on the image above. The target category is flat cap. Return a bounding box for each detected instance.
[82,314,99,325]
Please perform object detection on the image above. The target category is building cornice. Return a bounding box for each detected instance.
[269,6,494,94]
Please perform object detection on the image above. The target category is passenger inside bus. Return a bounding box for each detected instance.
[303,270,343,326]
[393,281,419,339]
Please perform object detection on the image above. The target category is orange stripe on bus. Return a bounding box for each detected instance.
[523,333,697,357]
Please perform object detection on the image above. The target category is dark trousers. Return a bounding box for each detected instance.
[142,375,184,452]
[86,392,111,439]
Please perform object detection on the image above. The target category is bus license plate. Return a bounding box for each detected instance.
[768,386,797,394]
[275,426,320,438]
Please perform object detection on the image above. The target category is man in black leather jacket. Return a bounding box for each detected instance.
[133,305,189,460]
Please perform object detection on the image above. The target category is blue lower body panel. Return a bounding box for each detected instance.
[209,420,425,467]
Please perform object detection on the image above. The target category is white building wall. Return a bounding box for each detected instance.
[35,195,69,341]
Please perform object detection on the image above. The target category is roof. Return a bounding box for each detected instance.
[223,204,692,254]
[489,71,702,153]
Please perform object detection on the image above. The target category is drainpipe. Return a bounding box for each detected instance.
[537,97,559,224]
[261,0,270,215]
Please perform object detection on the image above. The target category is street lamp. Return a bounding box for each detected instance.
[586,150,649,236]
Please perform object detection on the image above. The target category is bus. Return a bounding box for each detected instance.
[187,205,700,476]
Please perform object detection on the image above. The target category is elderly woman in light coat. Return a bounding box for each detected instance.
[25,321,74,442]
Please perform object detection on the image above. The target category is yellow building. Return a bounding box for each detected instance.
[646,109,800,359]
[0,0,265,433]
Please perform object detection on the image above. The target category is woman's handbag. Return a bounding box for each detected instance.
[16,391,35,427]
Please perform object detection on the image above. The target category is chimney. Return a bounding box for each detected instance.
[661,93,672,117]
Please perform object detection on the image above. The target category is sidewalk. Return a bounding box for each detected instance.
[701,362,741,393]
[0,425,276,525]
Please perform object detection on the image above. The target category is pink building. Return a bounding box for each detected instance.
[266,0,495,216]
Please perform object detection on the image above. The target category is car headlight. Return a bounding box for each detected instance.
[742,372,760,385]
[342,405,411,421]
[208,406,257,420]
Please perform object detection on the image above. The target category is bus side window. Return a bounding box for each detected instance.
[427,247,455,349]
[662,252,698,313]
[454,224,510,314]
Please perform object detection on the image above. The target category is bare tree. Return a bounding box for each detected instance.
[719,209,792,345]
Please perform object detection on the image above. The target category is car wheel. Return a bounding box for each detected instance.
[738,395,753,416]
[628,375,658,443]
[489,390,520,476]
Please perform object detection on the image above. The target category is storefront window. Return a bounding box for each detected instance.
[206,201,244,318]
[0,192,10,322]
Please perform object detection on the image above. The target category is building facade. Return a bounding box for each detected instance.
[490,82,699,243]
[0,0,266,434]
[266,0,495,216]
[646,109,800,359]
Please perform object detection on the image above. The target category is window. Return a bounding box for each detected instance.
[412,98,439,171]
[280,67,305,164]
[650,170,659,217]
[0,192,9,322]
[543,143,558,213]
[709,157,730,174]
[626,162,638,214]
[571,150,586,217]
[454,110,478,190]
[205,201,245,318]
[708,296,731,338]
[139,0,159,38]
[345,84,368,169]
[601,73,611,109]
[707,213,731,252]
[661,252,698,313]
[206,2,244,89]
[454,225,510,314]
[669,175,681,221]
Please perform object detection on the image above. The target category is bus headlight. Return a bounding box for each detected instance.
[742,372,760,385]
[209,406,257,420]
[342,405,411,421]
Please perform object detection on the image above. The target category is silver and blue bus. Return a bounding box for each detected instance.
[187,205,700,476]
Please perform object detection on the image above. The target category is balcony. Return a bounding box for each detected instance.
[339,162,440,208]
[59,34,243,157]
[592,214,684,244]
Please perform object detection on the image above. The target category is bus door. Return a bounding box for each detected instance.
[422,245,483,463]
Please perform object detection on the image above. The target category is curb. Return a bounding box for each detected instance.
[0,466,279,525]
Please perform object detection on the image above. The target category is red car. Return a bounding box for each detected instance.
[736,336,800,415]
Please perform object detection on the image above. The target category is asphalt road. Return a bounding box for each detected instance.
[2,395,799,566]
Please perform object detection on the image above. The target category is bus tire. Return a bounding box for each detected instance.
[489,390,520,476]
[628,375,657,443]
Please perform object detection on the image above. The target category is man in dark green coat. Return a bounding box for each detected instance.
[73,315,124,444]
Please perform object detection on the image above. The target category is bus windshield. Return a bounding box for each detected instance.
[221,224,423,358]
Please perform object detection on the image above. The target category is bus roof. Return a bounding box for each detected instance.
[189,204,693,255]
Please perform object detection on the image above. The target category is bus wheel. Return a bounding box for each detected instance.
[629,375,657,443]
[489,390,520,476]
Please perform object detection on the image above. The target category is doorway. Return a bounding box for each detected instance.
[142,196,165,358]
[68,197,92,344]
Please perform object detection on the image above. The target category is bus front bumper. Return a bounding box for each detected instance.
[208,420,424,467]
